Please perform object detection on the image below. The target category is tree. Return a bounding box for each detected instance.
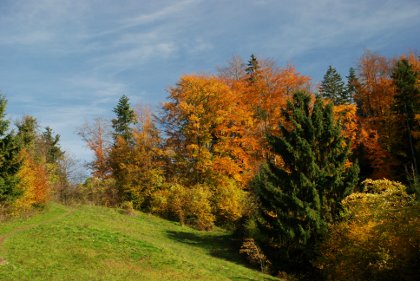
[245,54,260,83]
[78,118,111,180]
[391,59,420,190]
[217,55,246,81]
[16,116,38,149]
[252,91,359,273]
[111,95,137,144]
[319,65,347,105]
[345,67,358,104]
[316,179,419,281]
[41,127,64,164]
[0,95,22,204]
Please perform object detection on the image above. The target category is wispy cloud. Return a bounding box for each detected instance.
[1,0,418,162]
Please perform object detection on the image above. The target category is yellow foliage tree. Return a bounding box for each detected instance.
[315,179,419,281]
[14,149,49,212]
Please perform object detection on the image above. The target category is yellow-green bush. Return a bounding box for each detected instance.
[150,183,215,230]
[212,178,247,224]
[315,179,419,281]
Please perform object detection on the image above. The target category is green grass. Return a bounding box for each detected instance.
[0,203,278,281]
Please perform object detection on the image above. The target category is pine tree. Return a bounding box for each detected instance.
[41,127,64,164]
[245,54,260,83]
[109,95,138,203]
[319,66,347,105]
[111,95,137,144]
[345,67,358,104]
[0,95,22,204]
[391,59,420,192]
[252,91,359,272]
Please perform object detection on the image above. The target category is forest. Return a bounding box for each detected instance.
[1,51,419,280]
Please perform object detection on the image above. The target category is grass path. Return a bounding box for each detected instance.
[0,205,74,266]
[0,203,279,281]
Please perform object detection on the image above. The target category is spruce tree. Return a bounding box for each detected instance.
[41,127,64,164]
[252,91,359,271]
[319,65,347,105]
[110,95,137,202]
[245,54,260,83]
[0,95,22,204]
[111,95,136,144]
[391,59,420,192]
[345,67,358,104]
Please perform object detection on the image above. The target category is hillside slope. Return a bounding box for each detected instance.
[0,203,278,281]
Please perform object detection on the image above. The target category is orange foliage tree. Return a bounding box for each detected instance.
[161,75,259,223]
[14,149,49,211]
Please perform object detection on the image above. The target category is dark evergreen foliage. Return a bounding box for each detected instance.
[319,66,349,105]
[111,95,137,143]
[391,59,420,193]
[41,126,64,164]
[245,54,260,83]
[252,91,359,272]
[345,67,358,104]
[0,95,22,203]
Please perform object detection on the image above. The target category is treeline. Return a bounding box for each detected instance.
[0,97,68,217]
[76,51,419,279]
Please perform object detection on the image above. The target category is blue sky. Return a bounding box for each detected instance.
[0,0,419,163]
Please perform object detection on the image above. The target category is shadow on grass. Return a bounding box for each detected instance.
[165,230,247,267]
[165,230,278,280]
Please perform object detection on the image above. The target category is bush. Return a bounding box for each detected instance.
[150,183,215,230]
[315,179,420,281]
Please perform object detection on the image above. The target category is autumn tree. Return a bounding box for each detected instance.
[316,179,419,281]
[109,95,137,202]
[78,118,111,180]
[241,55,311,159]
[217,55,246,81]
[122,105,164,210]
[252,91,359,273]
[161,75,258,224]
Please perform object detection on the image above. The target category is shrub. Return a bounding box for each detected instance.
[315,179,419,281]
[150,182,215,230]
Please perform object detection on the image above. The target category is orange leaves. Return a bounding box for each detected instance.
[163,75,258,186]
[15,149,49,211]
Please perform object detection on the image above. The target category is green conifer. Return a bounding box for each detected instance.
[111,95,137,144]
[320,66,348,105]
[252,91,359,271]
[0,95,22,203]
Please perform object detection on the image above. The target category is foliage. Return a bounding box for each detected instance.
[319,65,348,105]
[0,95,22,205]
[149,182,215,230]
[316,179,420,281]
[109,105,164,208]
[78,118,111,180]
[252,91,358,272]
[111,95,137,143]
[391,58,420,189]
[239,238,271,273]
[13,149,49,213]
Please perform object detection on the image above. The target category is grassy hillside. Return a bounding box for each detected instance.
[0,203,278,281]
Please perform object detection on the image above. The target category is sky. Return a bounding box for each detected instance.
[0,0,419,166]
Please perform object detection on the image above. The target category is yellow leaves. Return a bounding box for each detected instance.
[14,149,49,212]
[316,179,418,280]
